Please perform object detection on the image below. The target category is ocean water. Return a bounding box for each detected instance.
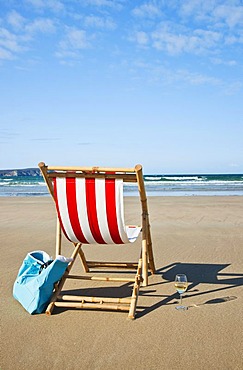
[0,174,243,197]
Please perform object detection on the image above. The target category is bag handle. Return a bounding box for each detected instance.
[39,260,53,274]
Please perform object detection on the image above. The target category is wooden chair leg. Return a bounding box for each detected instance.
[77,245,89,272]
[128,258,142,319]
[55,218,62,257]
[142,238,148,287]
[46,243,82,315]
[147,224,156,274]
[46,272,68,315]
[142,215,156,284]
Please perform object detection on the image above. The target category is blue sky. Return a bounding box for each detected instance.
[0,0,243,174]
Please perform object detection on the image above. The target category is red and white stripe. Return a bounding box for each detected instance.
[53,177,139,245]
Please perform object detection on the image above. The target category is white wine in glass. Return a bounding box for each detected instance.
[175,274,188,311]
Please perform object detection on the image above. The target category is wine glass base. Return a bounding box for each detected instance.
[175,305,188,311]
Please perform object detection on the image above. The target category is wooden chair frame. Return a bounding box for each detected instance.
[39,162,155,319]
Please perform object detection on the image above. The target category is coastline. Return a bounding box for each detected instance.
[1,172,243,197]
[1,196,243,370]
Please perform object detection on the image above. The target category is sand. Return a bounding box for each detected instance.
[1,196,243,370]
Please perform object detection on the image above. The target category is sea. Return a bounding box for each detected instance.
[0,174,243,197]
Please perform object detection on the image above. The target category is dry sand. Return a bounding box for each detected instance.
[1,196,243,370]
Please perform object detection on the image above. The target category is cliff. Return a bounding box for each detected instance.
[0,168,41,177]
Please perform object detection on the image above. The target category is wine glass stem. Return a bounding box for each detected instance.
[180,294,182,306]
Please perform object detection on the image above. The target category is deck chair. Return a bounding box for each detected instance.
[38,162,155,319]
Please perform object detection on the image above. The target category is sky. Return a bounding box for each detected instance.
[0,0,243,174]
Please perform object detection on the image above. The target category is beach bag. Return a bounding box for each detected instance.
[13,250,71,314]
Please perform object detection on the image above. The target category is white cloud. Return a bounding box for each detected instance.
[0,15,56,60]
[24,0,46,7]
[211,57,237,66]
[133,31,149,46]
[0,46,13,60]
[225,33,243,45]
[129,59,221,87]
[180,0,243,29]
[151,26,221,55]
[24,0,65,12]
[82,0,123,10]
[152,28,187,54]
[224,81,242,95]
[132,3,162,18]
[62,28,90,49]
[25,18,56,34]
[7,10,26,30]
[0,129,19,139]
[174,69,220,86]
[84,15,116,29]
[213,4,243,28]
[1,0,242,70]
[57,27,91,59]
[180,0,216,18]
[0,27,25,54]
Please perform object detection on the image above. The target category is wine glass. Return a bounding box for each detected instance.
[175,274,188,311]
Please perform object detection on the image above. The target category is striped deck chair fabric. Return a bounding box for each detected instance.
[53,177,141,245]
[39,162,155,319]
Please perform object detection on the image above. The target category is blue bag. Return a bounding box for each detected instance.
[13,250,70,314]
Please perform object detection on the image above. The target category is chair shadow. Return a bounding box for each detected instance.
[51,261,243,318]
[52,281,135,315]
[135,261,243,319]
[60,283,133,299]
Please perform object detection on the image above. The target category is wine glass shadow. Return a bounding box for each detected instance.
[136,262,243,318]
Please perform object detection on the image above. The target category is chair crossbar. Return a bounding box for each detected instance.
[86,261,139,269]
[66,274,136,283]
[54,301,130,312]
[47,165,138,173]
[58,295,132,304]
[48,172,138,182]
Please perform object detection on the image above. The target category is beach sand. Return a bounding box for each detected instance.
[1,196,243,370]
